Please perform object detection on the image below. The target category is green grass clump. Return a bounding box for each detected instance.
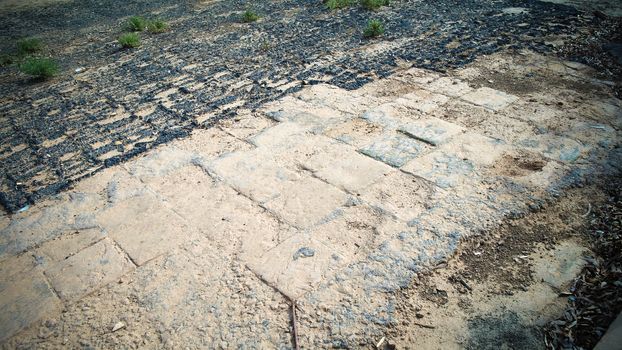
[360,0,389,10]
[17,38,43,55]
[147,19,169,33]
[363,19,384,38]
[326,0,352,10]
[241,10,259,23]
[118,33,141,48]
[126,16,148,32]
[19,57,58,79]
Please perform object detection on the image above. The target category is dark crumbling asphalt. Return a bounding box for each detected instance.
[0,0,596,212]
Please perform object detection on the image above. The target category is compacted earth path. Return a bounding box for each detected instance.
[0,0,621,349]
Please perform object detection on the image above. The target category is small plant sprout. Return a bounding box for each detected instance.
[242,9,259,23]
[19,57,58,79]
[118,33,141,49]
[360,0,390,10]
[17,38,43,55]
[126,16,148,32]
[363,19,385,38]
[147,19,169,33]
[325,0,352,10]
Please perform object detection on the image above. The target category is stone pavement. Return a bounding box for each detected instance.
[1,51,621,348]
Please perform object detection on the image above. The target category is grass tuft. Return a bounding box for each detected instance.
[17,38,43,55]
[118,33,141,48]
[360,0,389,10]
[325,0,352,10]
[126,16,148,32]
[242,10,259,23]
[363,19,384,38]
[147,19,169,33]
[19,57,58,79]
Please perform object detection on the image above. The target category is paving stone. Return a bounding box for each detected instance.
[430,99,496,128]
[402,133,509,188]
[0,253,36,289]
[126,147,204,184]
[361,103,420,130]
[0,270,61,342]
[394,89,450,113]
[461,87,519,111]
[309,205,385,261]
[209,148,302,203]
[263,176,348,229]
[391,67,441,85]
[45,238,134,301]
[294,83,381,115]
[260,96,348,133]
[517,134,589,163]
[249,122,309,148]
[171,127,252,159]
[247,234,343,299]
[357,77,421,99]
[302,142,393,193]
[35,228,106,264]
[149,165,294,262]
[532,240,586,289]
[359,132,429,167]
[96,193,194,266]
[323,118,384,148]
[218,110,276,140]
[360,171,439,221]
[0,192,102,261]
[398,117,465,146]
[421,77,474,97]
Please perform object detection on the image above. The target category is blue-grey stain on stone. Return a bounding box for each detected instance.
[293,247,315,260]
[360,133,427,167]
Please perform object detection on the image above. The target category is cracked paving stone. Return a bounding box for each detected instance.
[45,238,134,301]
[302,141,393,193]
[96,192,196,266]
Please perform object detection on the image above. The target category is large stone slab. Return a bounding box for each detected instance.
[398,117,465,146]
[359,132,429,167]
[461,87,519,111]
[0,270,61,342]
[149,165,295,262]
[96,193,194,266]
[360,171,439,221]
[45,238,134,301]
[394,89,450,113]
[302,142,393,193]
[247,234,343,299]
[209,148,302,203]
[263,176,348,229]
[421,77,474,97]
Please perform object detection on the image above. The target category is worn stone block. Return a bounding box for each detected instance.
[35,228,106,263]
[294,83,381,115]
[247,234,343,299]
[302,142,393,193]
[209,148,302,203]
[422,77,473,97]
[461,87,519,111]
[394,89,450,113]
[361,103,420,130]
[0,270,61,342]
[218,110,276,140]
[360,171,438,221]
[260,96,348,133]
[359,132,429,167]
[45,238,134,301]
[150,165,294,262]
[263,176,348,229]
[171,127,252,159]
[96,193,193,266]
[398,117,464,146]
[517,134,589,163]
[323,118,384,148]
